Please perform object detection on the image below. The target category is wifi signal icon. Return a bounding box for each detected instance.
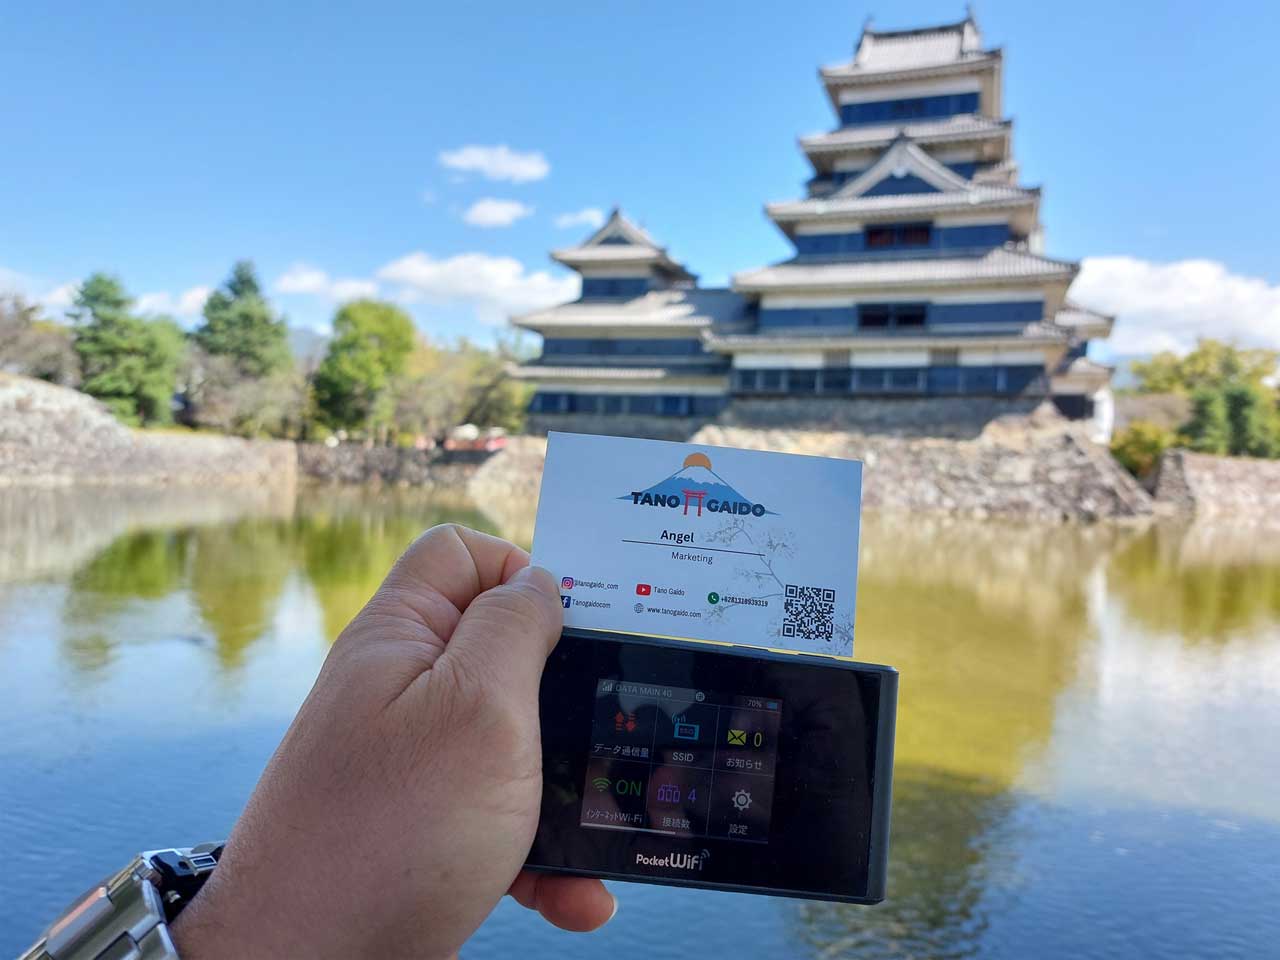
[591,777,611,792]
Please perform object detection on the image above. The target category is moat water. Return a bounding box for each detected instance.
[1,485,1277,958]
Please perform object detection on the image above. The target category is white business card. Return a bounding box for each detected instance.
[531,432,863,660]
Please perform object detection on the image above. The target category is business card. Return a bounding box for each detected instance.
[531,432,863,660]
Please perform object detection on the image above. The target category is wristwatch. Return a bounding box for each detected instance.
[20,844,224,960]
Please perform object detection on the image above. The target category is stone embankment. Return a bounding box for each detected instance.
[1152,449,1280,520]
[297,443,481,491]
[0,375,295,487]
[472,409,1155,523]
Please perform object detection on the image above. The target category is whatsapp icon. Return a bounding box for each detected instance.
[707,592,720,604]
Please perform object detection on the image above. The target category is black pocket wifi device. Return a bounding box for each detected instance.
[527,628,897,904]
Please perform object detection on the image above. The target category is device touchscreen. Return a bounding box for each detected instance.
[581,678,782,844]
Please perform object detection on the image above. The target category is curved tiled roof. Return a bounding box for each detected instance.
[821,17,999,83]
[512,288,749,330]
[733,246,1078,292]
[801,114,1010,155]
[768,184,1036,222]
[508,364,728,381]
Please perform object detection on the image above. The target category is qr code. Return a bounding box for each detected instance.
[782,584,836,642]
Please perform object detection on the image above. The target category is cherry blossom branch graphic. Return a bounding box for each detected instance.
[701,517,795,625]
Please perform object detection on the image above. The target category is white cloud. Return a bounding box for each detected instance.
[0,266,32,294]
[42,282,78,310]
[554,207,605,230]
[328,277,379,301]
[462,198,534,228]
[135,285,212,317]
[1074,256,1280,356]
[0,269,78,315]
[437,144,550,183]
[377,251,578,325]
[274,263,377,302]
[274,264,330,296]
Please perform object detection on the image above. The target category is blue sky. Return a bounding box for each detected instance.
[3,0,1278,357]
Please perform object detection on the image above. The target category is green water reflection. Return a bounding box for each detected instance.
[1,486,1278,959]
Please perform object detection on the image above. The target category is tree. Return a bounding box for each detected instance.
[0,293,80,385]
[1222,383,1280,458]
[193,261,290,378]
[1132,339,1279,394]
[389,337,529,443]
[1110,421,1176,480]
[70,274,185,426]
[1181,388,1231,455]
[312,299,416,434]
[180,345,310,438]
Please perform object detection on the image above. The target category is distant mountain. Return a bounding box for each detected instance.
[621,463,773,513]
[1107,354,1148,391]
[288,326,329,369]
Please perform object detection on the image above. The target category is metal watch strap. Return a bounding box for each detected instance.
[21,844,224,960]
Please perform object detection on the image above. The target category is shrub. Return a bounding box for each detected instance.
[1111,421,1177,479]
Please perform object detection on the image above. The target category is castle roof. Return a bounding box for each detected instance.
[768,183,1036,223]
[800,114,1010,159]
[1053,301,1115,339]
[550,207,694,280]
[733,246,1078,294]
[821,15,1000,84]
[772,136,1038,230]
[511,287,748,332]
[508,364,728,382]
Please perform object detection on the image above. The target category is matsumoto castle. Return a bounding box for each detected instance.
[511,14,1115,441]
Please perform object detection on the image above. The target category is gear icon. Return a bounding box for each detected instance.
[731,788,753,812]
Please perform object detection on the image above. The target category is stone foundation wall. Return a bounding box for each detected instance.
[1,375,296,488]
[474,422,1153,523]
[528,397,1054,443]
[1153,449,1280,518]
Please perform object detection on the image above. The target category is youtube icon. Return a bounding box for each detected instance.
[635,583,652,596]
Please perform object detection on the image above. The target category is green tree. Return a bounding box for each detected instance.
[1222,383,1280,457]
[313,299,415,433]
[1181,388,1231,455]
[193,261,290,378]
[1110,421,1176,480]
[70,274,185,425]
[1133,339,1279,394]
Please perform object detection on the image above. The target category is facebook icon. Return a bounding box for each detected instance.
[561,595,572,609]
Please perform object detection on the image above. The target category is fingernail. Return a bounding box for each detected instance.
[607,892,619,922]
[509,564,552,587]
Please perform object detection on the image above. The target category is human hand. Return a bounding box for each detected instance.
[172,524,616,959]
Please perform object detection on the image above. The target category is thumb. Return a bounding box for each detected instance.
[438,564,564,700]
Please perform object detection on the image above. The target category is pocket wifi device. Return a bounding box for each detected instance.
[527,629,897,904]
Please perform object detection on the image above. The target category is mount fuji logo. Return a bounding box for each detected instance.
[620,452,776,518]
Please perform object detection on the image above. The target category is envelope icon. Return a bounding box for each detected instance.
[727,729,747,746]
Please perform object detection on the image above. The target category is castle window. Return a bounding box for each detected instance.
[860,306,891,327]
[789,370,818,394]
[820,369,851,393]
[859,303,928,329]
[895,305,926,327]
[865,223,933,249]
